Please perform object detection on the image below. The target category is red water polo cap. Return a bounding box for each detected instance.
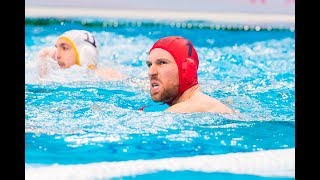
[149,36,199,96]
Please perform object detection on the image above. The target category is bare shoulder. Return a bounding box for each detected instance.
[197,93,234,114]
[165,92,235,114]
[94,67,127,81]
[165,102,190,113]
[165,94,210,113]
[184,92,234,113]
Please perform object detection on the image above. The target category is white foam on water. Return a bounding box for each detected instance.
[26,148,294,180]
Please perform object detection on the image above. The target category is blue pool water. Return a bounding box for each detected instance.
[25,17,295,179]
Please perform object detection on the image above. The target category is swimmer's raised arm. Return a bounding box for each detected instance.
[37,47,56,59]
[37,47,58,78]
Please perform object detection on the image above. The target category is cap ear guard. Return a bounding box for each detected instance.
[181,58,198,91]
[78,43,98,68]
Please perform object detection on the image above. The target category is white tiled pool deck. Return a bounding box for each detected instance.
[25,0,295,28]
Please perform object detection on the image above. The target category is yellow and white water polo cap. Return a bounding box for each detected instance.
[58,30,99,69]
